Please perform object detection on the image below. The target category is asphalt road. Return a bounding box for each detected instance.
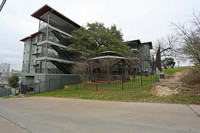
[0,97,199,133]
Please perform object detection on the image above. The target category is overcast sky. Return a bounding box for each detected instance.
[0,0,200,70]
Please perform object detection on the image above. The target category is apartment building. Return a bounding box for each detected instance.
[127,40,153,75]
[0,63,10,73]
[0,63,10,78]
[20,5,81,92]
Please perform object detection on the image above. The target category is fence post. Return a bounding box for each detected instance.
[141,73,143,87]
[122,69,124,91]
[60,76,62,91]
[140,59,143,87]
[49,79,50,92]
[96,75,98,91]
[76,74,78,91]
[39,80,40,93]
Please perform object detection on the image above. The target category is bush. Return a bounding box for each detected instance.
[181,67,200,84]
[8,75,19,88]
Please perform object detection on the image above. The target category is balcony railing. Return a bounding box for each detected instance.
[39,20,74,37]
[32,62,39,66]
[37,33,70,47]
[39,21,48,30]
[35,68,63,74]
[37,52,66,60]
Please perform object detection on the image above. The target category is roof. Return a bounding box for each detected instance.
[31,4,81,28]
[20,32,42,42]
[126,39,153,49]
[142,42,153,49]
[89,56,125,61]
[128,39,141,44]
[99,51,121,56]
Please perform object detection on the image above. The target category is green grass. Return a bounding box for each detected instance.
[29,84,155,102]
[163,67,188,75]
[17,73,199,105]
[3,96,14,99]
[28,81,200,104]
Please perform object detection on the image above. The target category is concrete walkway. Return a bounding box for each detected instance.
[0,112,30,133]
[0,97,199,133]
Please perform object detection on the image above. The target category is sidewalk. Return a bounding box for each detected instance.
[0,115,30,133]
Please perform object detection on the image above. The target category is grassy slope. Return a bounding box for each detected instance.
[26,67,200,104]
[163,67,188,75]
[30,84,154,102]
[29,84,200,104]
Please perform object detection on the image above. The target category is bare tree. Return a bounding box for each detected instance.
[73,61,89,84]
[96,58,119,84]
[155,34,179,58]
[126,55,140,81]
[154,34,184,70]
[172,12,200,65]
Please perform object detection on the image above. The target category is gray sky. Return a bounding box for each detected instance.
[0,0,200,70]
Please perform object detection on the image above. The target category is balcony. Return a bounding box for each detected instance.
[37,40,67,49]
[36,52,74,64]
[31,62,39,66]
[37,32,71,48]
[39,22,72,38]
[130,48,139,53]
[32,52,40,55]
[35,68,64,74]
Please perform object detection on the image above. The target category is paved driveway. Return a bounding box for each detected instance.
[0,97,199,133]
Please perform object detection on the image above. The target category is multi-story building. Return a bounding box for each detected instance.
[127,40,153,75]
[0,63,10,77]
[20,5,81,92]
[0,63,10,73]
[20,5,154,93]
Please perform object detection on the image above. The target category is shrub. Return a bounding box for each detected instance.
[8,75,19,88]
[181,67,200,84]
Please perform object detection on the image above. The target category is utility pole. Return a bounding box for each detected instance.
[0,0,7,12]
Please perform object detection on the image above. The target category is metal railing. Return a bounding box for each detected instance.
[37,52,67,61]
[76,72,159,91]
[35,68,63,74]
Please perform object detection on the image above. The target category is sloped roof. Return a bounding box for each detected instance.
[20,32,42,42]
[31,4,80,28]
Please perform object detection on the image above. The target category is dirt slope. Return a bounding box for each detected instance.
[152,70,187,96]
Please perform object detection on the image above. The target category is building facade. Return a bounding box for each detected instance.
[20,5,154,93]
[127,40,153,75]
[0,63,10,73]
[20,5,81,93]
[0,63,10,78]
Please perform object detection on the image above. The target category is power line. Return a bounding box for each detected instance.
[0,0,6,12]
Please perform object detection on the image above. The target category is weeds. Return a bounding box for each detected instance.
[181,67,200,84]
